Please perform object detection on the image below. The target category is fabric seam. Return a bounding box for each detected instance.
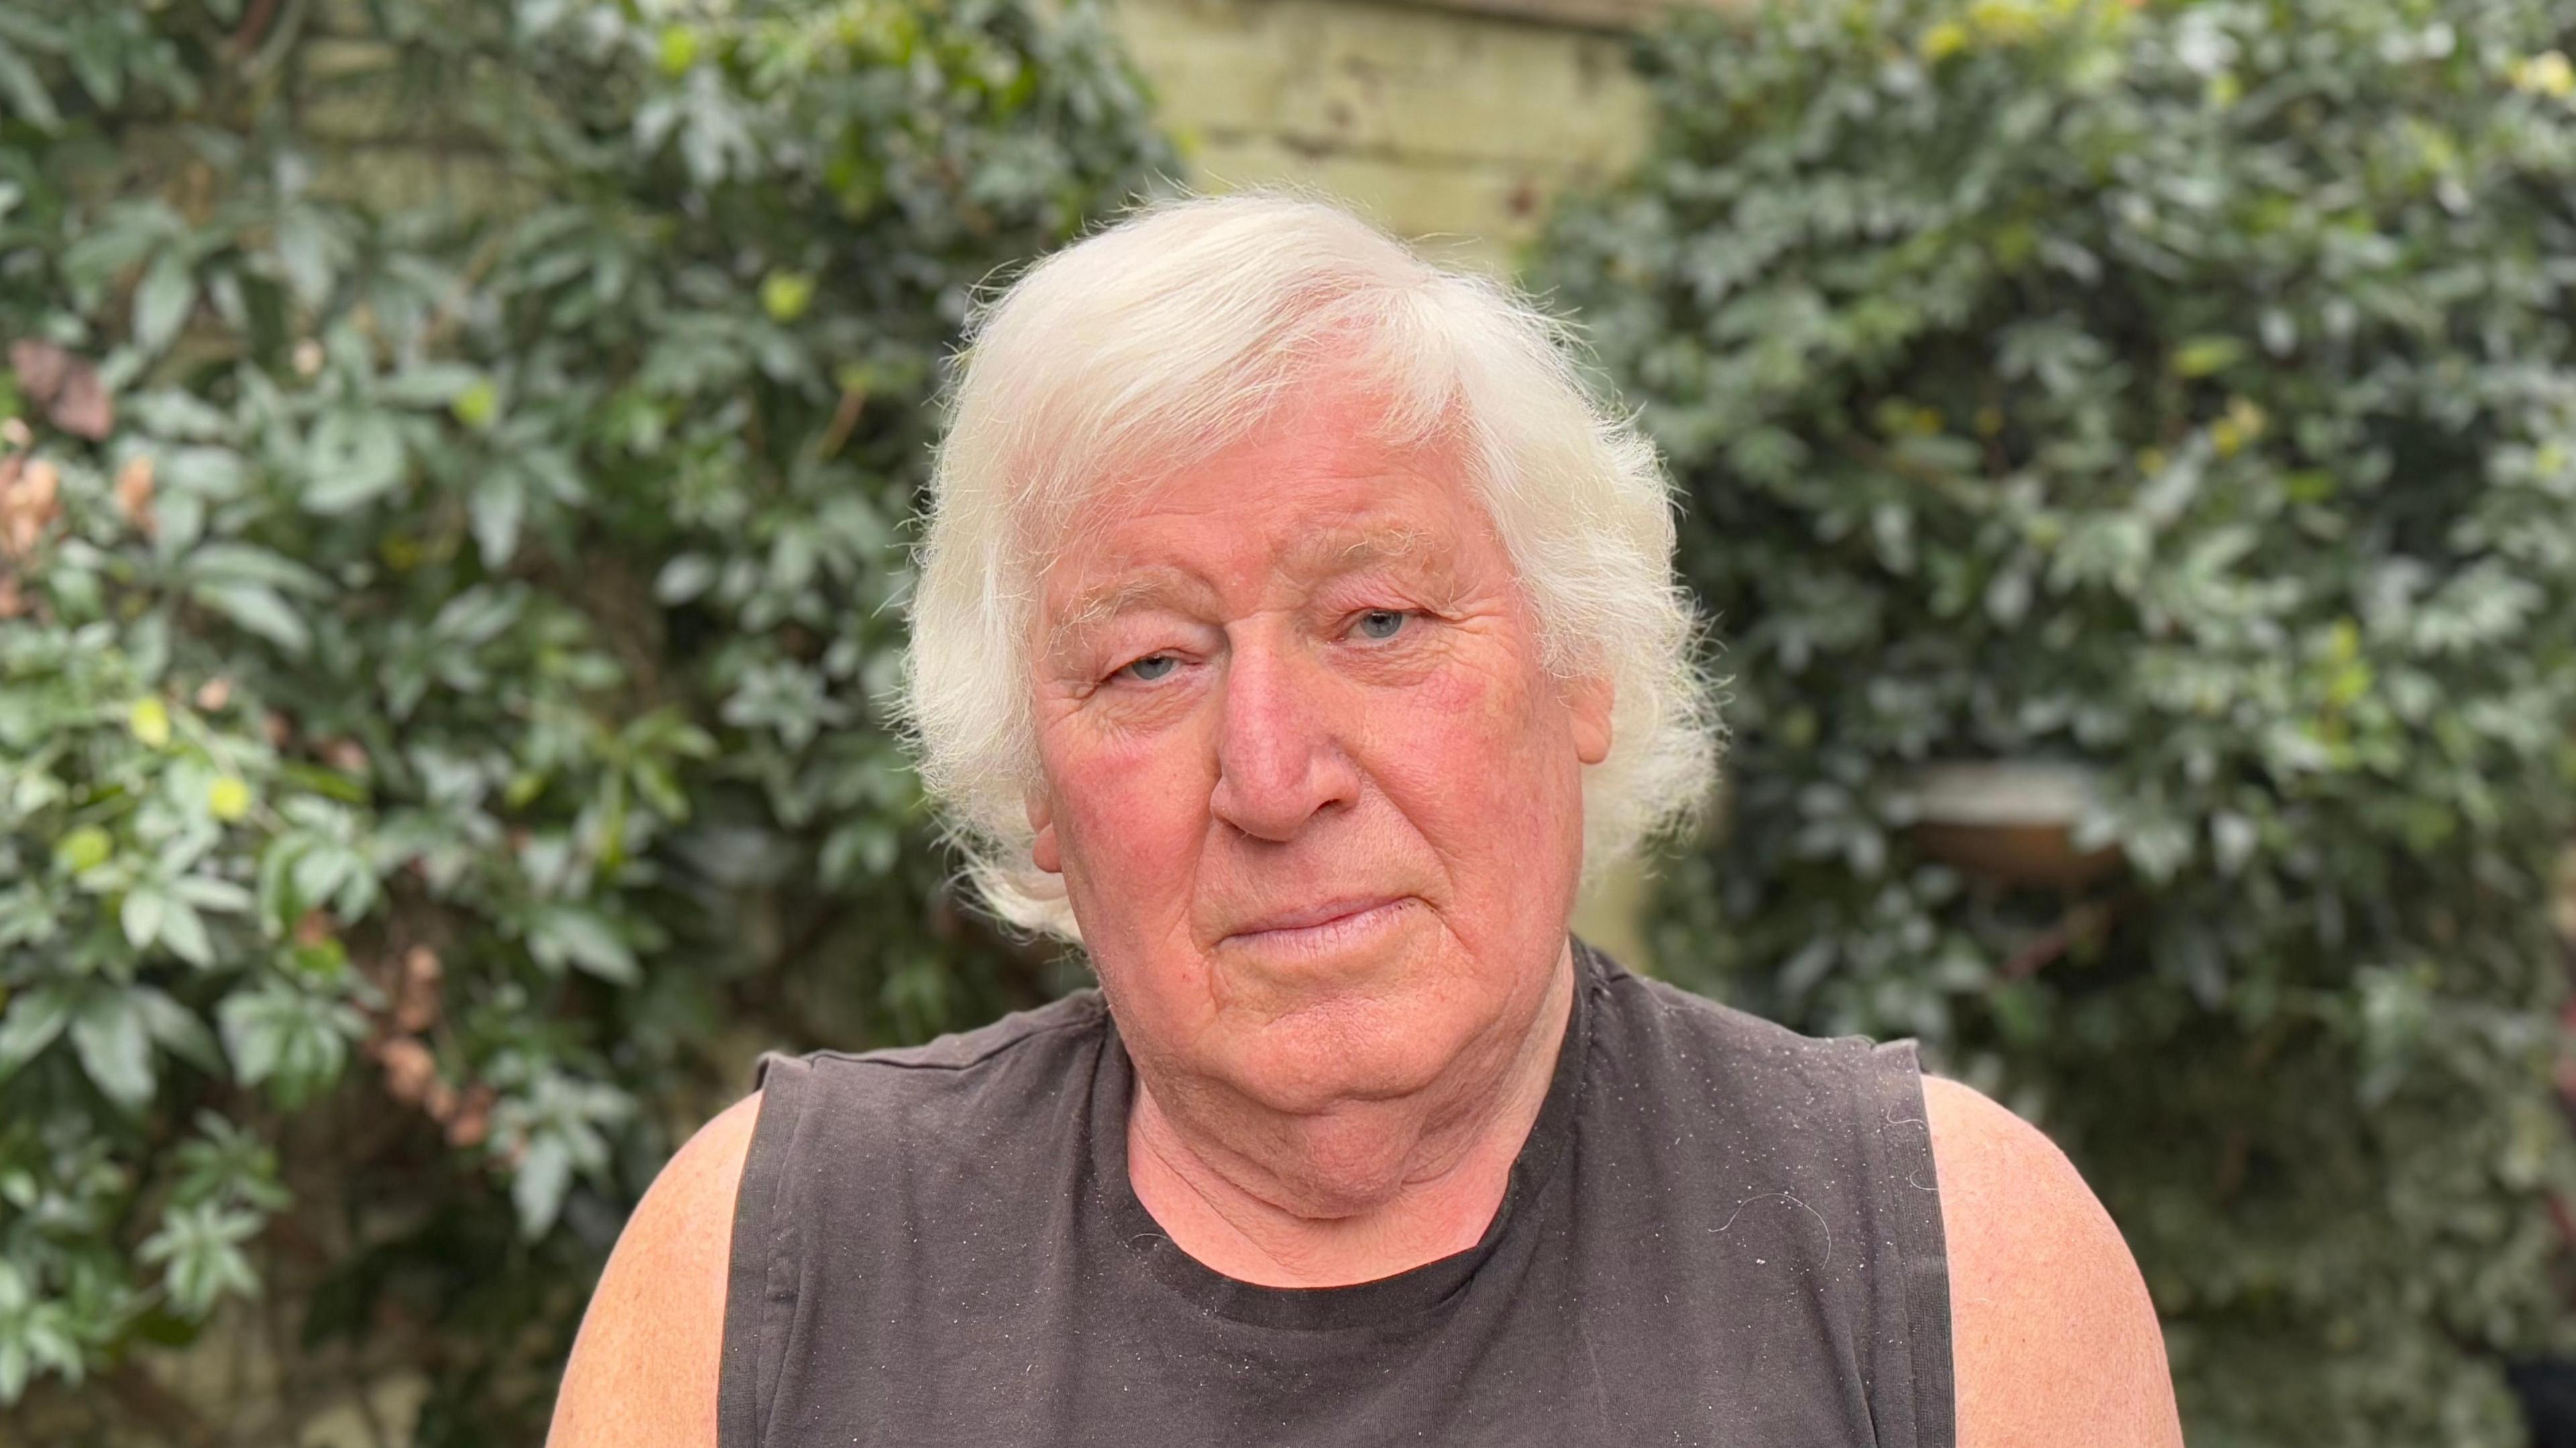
[1878,1040,1957,1448]
[798,1003,1106,1076]
[757,1064,808,1448]
[717,1054,813,1448]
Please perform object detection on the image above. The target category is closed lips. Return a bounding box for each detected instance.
[1224,897,1411,943]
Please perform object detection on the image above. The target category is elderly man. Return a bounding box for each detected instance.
[549,194,2181,1447]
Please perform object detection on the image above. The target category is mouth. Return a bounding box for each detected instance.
[1220,895,1417,954]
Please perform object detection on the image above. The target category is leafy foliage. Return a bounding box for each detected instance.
[1541,0,2576,1442]
[0,0,1167,1437]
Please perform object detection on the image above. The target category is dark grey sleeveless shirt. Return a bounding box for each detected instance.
[718,940,1955,1447]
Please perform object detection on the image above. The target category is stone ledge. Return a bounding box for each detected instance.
[1393,0,1690,32]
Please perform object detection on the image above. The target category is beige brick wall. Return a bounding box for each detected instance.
[1110,0,1655,274]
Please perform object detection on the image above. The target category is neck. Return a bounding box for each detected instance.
[1124,941,1576,1288]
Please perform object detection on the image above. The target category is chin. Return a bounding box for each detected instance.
[1214,992,1487,1117]
[1098,898,1551,1115]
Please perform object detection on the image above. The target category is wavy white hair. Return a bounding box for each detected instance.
[900,191,1721,941]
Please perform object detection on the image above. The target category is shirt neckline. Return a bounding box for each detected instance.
[1086,938,1601,1331]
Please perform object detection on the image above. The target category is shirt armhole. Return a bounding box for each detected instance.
[718,1052,813,1448]
[1871,1039,1959,1448]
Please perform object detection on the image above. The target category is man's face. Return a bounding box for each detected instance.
[1025,382,1612,1129]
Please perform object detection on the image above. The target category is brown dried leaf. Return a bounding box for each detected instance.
[1,458,60,557]
[9,340,113,440]
[10,339,68,400]
[447,1086,495,1149]
[114,453,156,537]
[50,367,112,440]
[394,944,443,1034]
[378,1036,437,1105]
[293,909,336,948]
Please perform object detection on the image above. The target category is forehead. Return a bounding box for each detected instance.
[1036,390,1495,619]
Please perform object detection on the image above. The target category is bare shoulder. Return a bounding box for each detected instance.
[547,1089,767,1448]
[1919,1074,2184,1448]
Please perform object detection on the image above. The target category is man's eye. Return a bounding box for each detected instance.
[1354,610,1409,641]
[1121,653,1179,682]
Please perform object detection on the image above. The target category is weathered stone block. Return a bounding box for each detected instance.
[1114,0,1650,211]
[1132,0,1628,158]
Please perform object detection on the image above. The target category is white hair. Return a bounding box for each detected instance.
[900,190,1721,940]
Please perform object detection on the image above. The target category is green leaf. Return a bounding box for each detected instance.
[59,200,178,288]
[121,885,168,951]
[654,553,716,604]
[138,1201,262,1317]
[133,988,221,1074]
[513,1131,574,1237]
[0,11,64,52]
[172,875,255,914]
[133,250,196,353]
[64,15,121,107]
[0,37,60,133]
[186,542,334,598]
[158,899,215,968]
[527,905,640,985]
[69,989,153,1109]
[215,988,284,1090]
[379,362,483,408]
[288,845,353,911]
[471,469,525,569]
[217,981,360,1105]
[190,581,311,655]
[451,378,499,429]
[301,410,406,514]
[0,987,72,1080]
[55,826,112,873]
[761,270,816,323]
[2170,336,2245,378]
[431,585,523,645]
[273,209,340,310]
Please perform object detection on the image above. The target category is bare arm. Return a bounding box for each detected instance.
[547,1090,764,1448]
[1921,1074,2184,1448]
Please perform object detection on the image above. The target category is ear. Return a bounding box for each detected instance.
[1566,673,1614,767]
[1024,789,1062,875]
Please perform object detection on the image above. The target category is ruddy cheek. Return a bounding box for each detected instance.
[1411,651,1550,773]
[1417,665,1582,863]
[1055,738,1207,922]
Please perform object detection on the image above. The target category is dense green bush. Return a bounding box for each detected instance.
[0,0,1167,1437]
[1542,0,2576,1442]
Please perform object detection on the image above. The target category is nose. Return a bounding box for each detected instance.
[1208,629,1360,842]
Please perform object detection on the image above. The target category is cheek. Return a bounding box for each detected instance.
[1040,714,1210,908]
[1364,653,1585,868]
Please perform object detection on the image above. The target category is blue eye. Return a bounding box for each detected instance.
[1123,654,1177,682]
[1355,610,1407,641]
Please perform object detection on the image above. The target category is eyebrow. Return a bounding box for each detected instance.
[1043,523,1448,660]
[1286,523,1436,580]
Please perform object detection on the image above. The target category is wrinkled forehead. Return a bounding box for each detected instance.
[1041,520,1451,645]
[1014,343,1443,514]
[1029,379,1497,596]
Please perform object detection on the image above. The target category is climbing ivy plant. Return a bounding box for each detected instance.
[0,0,1168,1439]
[1542,0,2576,1443]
